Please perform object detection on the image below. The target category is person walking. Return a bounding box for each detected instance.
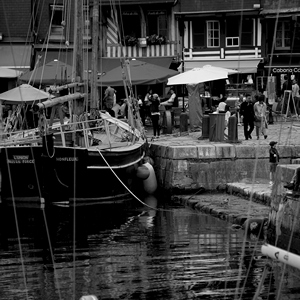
[254,94,268,140]
[269,141,280,186]
[240,94,255,140]
[149,93,161,138]
[144,89,153,124]
[292,79,300,115]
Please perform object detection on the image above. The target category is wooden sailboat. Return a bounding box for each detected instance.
[0,0,146,205]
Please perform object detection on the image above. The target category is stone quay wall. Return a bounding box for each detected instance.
[268,164,300,254]
[151,143,300,192]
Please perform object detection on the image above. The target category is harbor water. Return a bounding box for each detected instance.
[0,194,299,300]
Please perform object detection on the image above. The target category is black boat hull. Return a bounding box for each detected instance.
[0,143,144,205]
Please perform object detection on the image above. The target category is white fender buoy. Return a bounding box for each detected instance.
[142,162,157,194]
[136,164,150,180]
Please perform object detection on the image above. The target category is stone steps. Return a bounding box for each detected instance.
[223,180,272,206]
[174,192,269,227]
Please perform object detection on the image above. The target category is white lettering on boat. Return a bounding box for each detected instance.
[13,155,29,160]
[56,157,79,162]
[7,159,34,164]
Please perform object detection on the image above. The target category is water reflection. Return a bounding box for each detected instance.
[0,196,299,299]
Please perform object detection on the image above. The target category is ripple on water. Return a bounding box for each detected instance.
[0,200,299,299]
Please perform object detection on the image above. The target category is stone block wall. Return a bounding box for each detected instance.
[268,164,300,253]
[151,143,299,192]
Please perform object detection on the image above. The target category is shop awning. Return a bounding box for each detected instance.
[0,45,32,69]
[100,0,174,4]
[260,8,300,18]
[181,59,262,73]
[35,50,174,73]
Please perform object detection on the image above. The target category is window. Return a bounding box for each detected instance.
[241,19,253,46]
[50,4,64,40]
[207,21,219,47]
[122,11,141,38]
[148,11,167,37]
[192,20,205,48]
[226,18,239,47]
[276,21,291,49]
[226,37,239,47]
[226,18,253,47]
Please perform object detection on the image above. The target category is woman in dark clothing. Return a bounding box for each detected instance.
[240,94,255,140]
[149,93,160,138]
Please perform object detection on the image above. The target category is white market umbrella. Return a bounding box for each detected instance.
[202,65,238,75]
[0,68,22,78]
[0,84,53,104]
[167,67,228,86]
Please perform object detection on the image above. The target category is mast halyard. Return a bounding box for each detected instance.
[91,0,99,113]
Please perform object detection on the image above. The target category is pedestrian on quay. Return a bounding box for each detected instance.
[240,94,255,140]
[254,94,268,140]
[144,88,153,124]
[292,79,300,116]
[149,93,161,138]
[269,141,280,186]
[137,94,146,126]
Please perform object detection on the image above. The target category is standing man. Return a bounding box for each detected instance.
[240,94,255,140]
[254,95,268,140]
[281,75,292,115]
[292,79,300,115]
[269,141,280,186]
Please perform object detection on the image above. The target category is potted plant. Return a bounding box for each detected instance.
[123,35,138,46]
[146,34,166,45]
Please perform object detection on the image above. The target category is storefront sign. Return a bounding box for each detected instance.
[271,67,300,73]
[122,11,138,15]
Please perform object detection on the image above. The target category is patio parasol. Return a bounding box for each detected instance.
[0,68,22,78]
[19,60,73,86]
[0,84,53,104]
[97,59,178,86]
[167,67,228,86]
[202,65,238,75]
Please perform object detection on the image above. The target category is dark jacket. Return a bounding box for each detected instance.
[150,97,160,114]
[240,101,255,120]
[269,147,280,163]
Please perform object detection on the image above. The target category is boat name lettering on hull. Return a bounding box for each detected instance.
[8,159,34,164]
[56,157,79,162]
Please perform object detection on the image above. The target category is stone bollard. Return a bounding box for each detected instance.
[228,115,238,142]
[180,111,188,133]
[202,114,210,138]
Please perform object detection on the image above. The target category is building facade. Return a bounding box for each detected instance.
[176,0,263,75]
[260,0,300,94]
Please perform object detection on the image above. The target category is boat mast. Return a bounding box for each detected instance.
[72,0,85,115]
[91,0,99,113]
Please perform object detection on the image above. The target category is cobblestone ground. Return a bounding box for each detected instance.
[145,118,300,147]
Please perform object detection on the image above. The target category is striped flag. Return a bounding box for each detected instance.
[107,9,119,45]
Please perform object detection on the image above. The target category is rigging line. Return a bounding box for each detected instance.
[234,142,268,299]
[35,0,48,52]
[40,208,63,300]
[96,148,172,213]
[2,147,29,300]
[267,0,282,79]
[238,221,268,299]
[38,0,59,89]
[275,199,300,300]
[71,148,77,300]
